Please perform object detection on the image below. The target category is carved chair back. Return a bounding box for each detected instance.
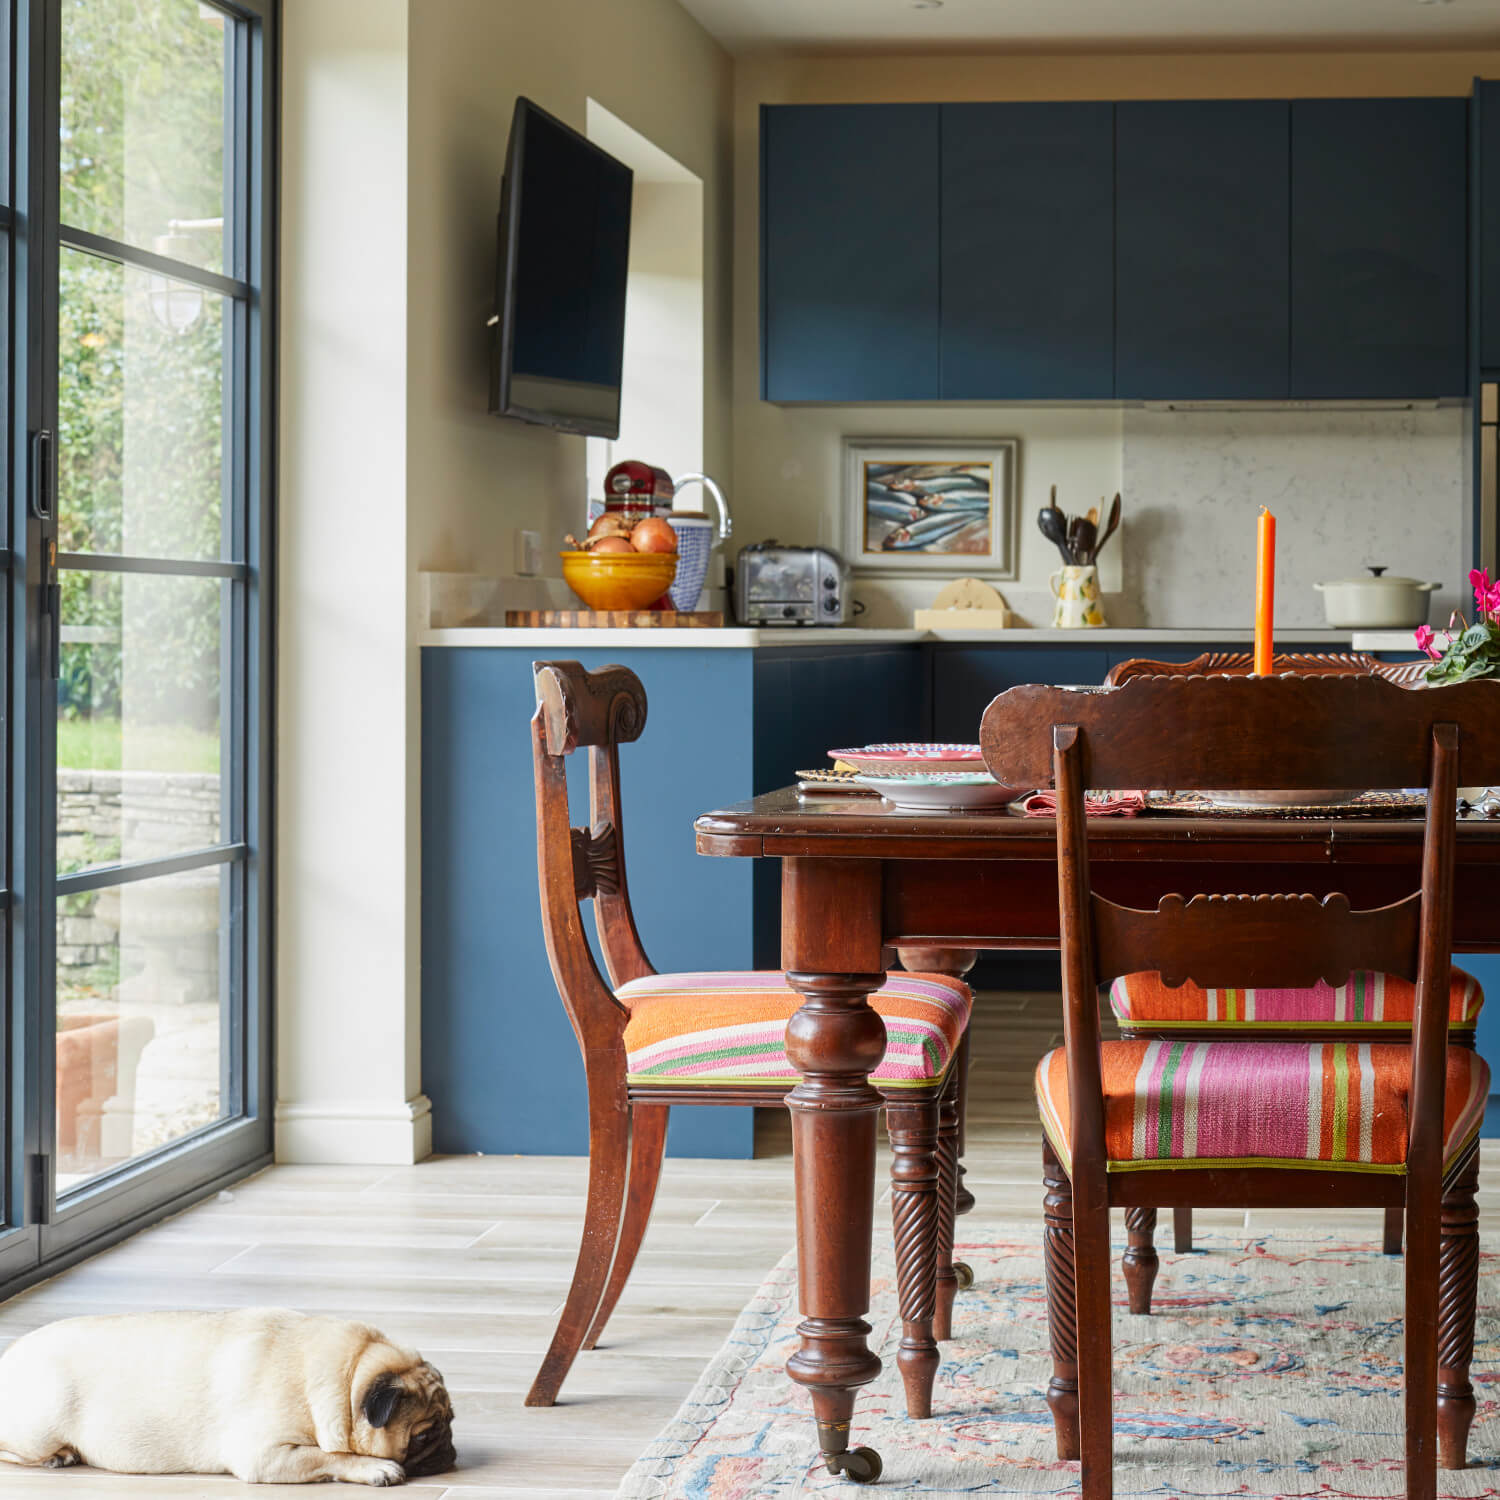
[1105,650,1428,687]
[979,673,1500,1185]
[532,660,655,1064]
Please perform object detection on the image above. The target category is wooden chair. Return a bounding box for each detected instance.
[980,672,1499,1500]
[526,660,975,1432]
[1103,651,1478,1261]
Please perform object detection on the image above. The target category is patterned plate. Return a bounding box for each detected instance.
[828,742,983,776]
[1150,790,1426,818]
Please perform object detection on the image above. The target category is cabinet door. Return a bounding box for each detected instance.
[1115,101,1290,399]
[1291,98,1467,399]
[941,103,1114,399]
[1479,82,1500,373]
[762,104,940,401]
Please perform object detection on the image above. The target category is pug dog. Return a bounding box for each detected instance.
[0,1308,455,1485]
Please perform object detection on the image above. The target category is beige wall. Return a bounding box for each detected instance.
[277,0,731,1163]
[278,0,424,1162]
[405,0,733,592]
[732,50,1500,627]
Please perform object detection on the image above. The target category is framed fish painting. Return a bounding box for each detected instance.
[842,438,1019,577]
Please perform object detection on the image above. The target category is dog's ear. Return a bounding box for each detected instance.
[362,1373,405,1430]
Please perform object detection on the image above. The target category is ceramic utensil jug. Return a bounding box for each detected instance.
[1049,564,1106,628]
[667,474,732,612]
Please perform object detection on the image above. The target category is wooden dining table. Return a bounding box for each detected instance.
[692,786,1500,1479]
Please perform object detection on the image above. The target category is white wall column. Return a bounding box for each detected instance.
[277,0,427,1163]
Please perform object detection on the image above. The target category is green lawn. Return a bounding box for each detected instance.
[57,717,220,774]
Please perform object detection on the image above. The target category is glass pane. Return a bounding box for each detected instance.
[56,865,228,1193]
[60,0,228,272]
[59,248,225,559]
[58,571,223,872]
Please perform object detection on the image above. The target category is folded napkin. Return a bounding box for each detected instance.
[1019,789,1148,818]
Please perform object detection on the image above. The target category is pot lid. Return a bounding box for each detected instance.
[1315,566,1434,589]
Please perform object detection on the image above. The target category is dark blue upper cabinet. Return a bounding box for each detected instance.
[1478,82,1500,373]
[1115,101,1290,399]
[940,103,1115,399]
[1291,99,1467,399]
[762,104,940,401]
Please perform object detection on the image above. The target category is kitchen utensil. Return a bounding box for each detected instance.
[828,742,984,776]
[852,771,1022,811]
[559,549,679,612]
[1038,506,1073,564]
[1069,515,1097,563]
[1093,493,1121,559]
[1049,564,1106,628]
[1312,567,1441,628]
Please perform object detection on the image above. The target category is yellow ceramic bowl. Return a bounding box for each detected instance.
[559,549,679,612]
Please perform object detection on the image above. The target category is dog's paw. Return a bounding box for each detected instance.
[42,1448,79,1469]
[355,1457,406,1487]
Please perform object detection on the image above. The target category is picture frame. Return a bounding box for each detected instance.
[841,438,1019,577]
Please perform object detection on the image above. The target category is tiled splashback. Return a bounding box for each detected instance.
[1120,406,1467,629]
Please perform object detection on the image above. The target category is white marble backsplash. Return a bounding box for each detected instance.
[1120,407,1467,629]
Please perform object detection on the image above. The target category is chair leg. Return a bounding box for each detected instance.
[525,1077,631,1407]
[1041,1139,1079,1461]
[933,1068,963,1342]
[954,1028,976,1216]
[886,1095,942,1420]
[583,1102,668,1351]
[1172,1205,1193,1254]
[1407,1174,1443,1500]
[1122,1207,1160,1315]
[1074,1179,1115,1500]
[1438,1147,1481,1470]
[1383,1204,1404,1256]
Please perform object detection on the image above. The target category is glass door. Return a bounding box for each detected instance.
[0,0,274,1277]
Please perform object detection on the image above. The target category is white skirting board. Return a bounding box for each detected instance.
[274,1093,433,1165]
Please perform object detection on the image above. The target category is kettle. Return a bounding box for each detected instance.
[666,474,732,612]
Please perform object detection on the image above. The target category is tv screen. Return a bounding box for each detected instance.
[490,98,633,438]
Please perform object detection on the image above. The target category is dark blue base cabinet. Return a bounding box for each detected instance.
[420,643,926,1159]
[422,638,1500,1156]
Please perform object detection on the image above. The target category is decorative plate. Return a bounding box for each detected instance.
[1150,790,1426,818]
[853,771,1023,811]
[829,742,984,776]
[796,768,877,796]
[1203,788,1361,809]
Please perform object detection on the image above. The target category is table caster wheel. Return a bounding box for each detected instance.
[836,1446,883,1484]
[953,1261,975,1291]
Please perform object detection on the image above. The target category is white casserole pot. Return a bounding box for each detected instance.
[1313,567,1441,628]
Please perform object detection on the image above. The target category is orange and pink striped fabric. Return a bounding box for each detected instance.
[1036,1038,1488,1174]
[619,970,971,1088]
[1109,967,1482,1031]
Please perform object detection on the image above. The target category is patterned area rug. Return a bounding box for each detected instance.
[615,1228,1500,1498]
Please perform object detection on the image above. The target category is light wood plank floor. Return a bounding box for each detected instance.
[0,992,1493,1496]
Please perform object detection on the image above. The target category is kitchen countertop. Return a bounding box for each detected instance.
[421,625,1361,649]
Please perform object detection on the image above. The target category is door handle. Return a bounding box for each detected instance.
[29,428,53,521]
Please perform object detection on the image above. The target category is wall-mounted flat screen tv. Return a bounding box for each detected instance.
[489,97,633,438]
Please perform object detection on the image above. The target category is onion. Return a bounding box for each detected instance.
[630,517,678,554]
[588,535,636,554]
[587,514,635,540]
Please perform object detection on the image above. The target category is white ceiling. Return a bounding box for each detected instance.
[677,0,1500,55]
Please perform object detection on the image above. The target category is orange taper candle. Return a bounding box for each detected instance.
[1254,506,1276,676]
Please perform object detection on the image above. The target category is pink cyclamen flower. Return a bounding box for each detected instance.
[1484,584,1500,620]
[1474,568,1495,618]
[1414,624,1440,660]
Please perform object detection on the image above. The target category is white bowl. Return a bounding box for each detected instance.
[853,772,1022,811]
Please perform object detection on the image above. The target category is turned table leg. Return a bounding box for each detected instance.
[784,969,888,1484]
[885,1095,942,1419]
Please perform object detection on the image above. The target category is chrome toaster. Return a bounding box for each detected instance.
[735,543,850,626]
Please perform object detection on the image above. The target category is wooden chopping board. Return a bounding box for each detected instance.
[505,609,724,628]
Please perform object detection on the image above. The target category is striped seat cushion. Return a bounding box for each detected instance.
[1036,1039,1488,1174]
[618,970,971,1088]
[1109,967,1483,1032]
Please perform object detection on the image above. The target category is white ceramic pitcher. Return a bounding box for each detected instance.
[1049,564,1106,628]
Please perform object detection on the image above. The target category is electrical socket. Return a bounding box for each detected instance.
[514,529,542,577]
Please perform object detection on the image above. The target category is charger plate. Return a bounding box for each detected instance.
[1150,790,1425,818]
